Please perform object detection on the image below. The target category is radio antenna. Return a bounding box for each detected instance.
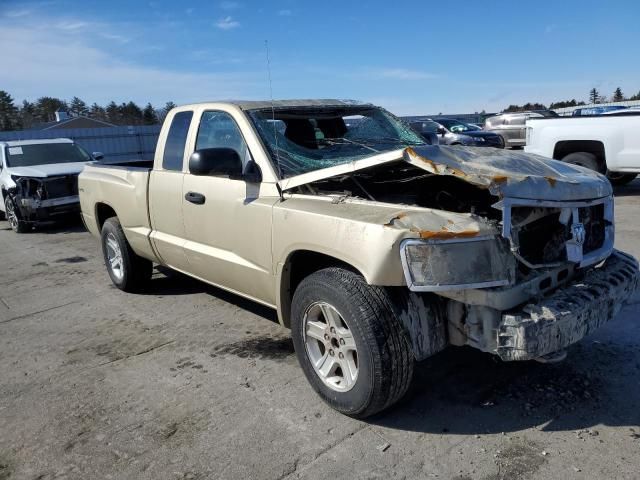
[264,40,283,187]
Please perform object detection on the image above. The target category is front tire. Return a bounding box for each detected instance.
[4,196,30,233]
[101,217,152,292]
[291,268,414,418]
[562,152,601,172]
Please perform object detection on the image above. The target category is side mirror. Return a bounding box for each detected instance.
[437,127,446,137]
[92,151,105,161]
[189,148,243,177]
[230,159,262,183]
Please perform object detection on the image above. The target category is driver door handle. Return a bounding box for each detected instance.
[185,191,206,205]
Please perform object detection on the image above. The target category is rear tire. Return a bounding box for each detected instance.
[101,217,152,292]
[562,152,601,172]
[291,267,414,418]
[4,196,30,233]
[606,172,637,186]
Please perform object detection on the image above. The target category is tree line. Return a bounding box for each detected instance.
[0,90,176,131]
[503,87,640,113]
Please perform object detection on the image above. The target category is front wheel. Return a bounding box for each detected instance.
[101,217,152,292]
[562,152,601,172]
[4,196,30,233]
[291,268,414,418]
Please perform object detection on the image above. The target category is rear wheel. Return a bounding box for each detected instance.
[4,196,30,233]
[101,217,152,292]
[562,152,601,172]
[291,267,414,418]
[606,172,637,186]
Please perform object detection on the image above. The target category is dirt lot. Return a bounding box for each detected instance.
[1,182,639,480]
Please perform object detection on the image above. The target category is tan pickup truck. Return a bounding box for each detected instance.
[79,100,639,417]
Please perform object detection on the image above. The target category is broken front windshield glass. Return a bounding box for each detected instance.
[248,106,425,178]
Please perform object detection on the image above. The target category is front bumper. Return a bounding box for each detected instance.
[497,250,638,361]
[18,195,80,222]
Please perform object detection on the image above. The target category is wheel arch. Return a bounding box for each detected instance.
[553,140,606,170]
[277,249,367,328]
[95,202,118,231]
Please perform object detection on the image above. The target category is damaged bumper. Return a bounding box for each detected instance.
[497,250,638,361]
[8,175,81,224]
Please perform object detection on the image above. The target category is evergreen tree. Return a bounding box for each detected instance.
[69,96,89,117]
[0,90,20,131]
[612,87,624,102]
[159,101,177,122]
[34,97,68,122]
[119,101,144,125]
[89,103,107,121]
[20,100,36,129]
[142,103,159,125]
[630,90,640,101]
[589,88,600,104]
[106,101,120,124]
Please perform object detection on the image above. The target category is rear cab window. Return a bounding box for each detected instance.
[162,111,193,171]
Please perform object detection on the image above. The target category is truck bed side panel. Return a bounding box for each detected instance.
[79,164,156,261]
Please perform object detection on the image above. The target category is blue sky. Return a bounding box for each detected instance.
[1,0,639,114]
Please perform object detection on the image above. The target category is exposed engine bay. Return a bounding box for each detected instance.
[7,174,80,223]
[289,153,613,283]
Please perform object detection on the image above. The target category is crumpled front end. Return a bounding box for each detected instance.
[8,175,80,223]
[442,251,638,361]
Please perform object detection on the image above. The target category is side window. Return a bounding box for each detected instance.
[196,111,249,162]
[162,111,193,171]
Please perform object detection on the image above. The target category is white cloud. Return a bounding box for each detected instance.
[215,16,240,30]
[56,20,90,31]
[0,26,260,105]
[99,32,131,43]
[5,9,32,18]
[278,9,292,16]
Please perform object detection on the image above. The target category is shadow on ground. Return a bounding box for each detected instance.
[370,335,640,436]
[612,178,640,197]
[139,266,278,324]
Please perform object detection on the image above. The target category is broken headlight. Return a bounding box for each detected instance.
[400,236,516,291]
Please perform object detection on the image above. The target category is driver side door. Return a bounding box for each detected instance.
[181,110,277,306]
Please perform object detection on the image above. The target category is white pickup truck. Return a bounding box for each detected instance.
[525,113,640,185]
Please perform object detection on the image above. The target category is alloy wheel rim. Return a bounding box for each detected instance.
[105,233,124,281]
[303,301,358,392]
[5,199,18,230]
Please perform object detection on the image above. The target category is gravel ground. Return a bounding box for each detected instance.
[0,181,639,480]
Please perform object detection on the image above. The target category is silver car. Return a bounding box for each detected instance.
[411,118,504,148]
[484,110,557,148]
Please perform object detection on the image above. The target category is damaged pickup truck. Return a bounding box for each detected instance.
[1,139,95,233]
[78,100,639,418]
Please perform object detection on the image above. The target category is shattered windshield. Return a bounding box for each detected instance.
[248,106,425,178]
[5,143,91,167]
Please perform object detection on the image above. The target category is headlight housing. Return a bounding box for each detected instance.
[400,236,516,291]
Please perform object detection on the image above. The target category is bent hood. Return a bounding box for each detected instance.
[278,145,611,202]
[7,162,87,178]
[404,145,612,201]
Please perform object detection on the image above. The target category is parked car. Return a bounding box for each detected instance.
[410,118,504,148]
[79,100,638,418]
[525,113,640,185]
[602,106,640,115]
[484,110,558,148]
[0,138,100,232]
[571,106,628,116]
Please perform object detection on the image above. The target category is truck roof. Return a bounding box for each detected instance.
[0,138,74,147]
[178,99,371,110]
